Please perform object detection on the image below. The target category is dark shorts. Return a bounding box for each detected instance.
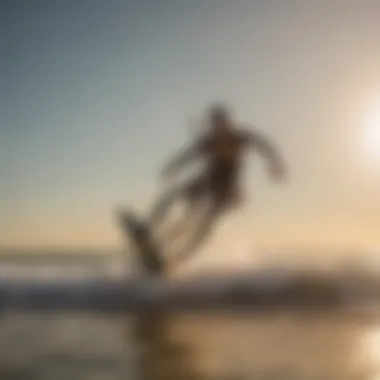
[184,167,239,208]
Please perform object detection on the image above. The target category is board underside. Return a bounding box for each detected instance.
[117,209,165,275]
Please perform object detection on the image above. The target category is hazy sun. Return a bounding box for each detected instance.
[364,103,380,159]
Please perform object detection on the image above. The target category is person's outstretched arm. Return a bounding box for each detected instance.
[161,141,201,180]
[244,128,287,181]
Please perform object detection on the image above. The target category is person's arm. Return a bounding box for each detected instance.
[161,141,201,180]
[244,128,287,181]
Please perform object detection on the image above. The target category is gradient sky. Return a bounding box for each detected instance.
[1,0,380,250]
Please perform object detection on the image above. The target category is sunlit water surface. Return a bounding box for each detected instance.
[1,310,380,380]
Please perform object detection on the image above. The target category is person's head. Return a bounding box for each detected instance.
[208,104,231,133]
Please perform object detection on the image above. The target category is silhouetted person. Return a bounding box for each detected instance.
[151,104,287,266]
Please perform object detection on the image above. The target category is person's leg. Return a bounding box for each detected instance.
[170,172,240,267]
[149,187,180,227]
[160,175,206,244]
[170,198,223,268]
[150,172,206,228]
[170,169,238,266]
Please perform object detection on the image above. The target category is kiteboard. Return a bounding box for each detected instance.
[117,208,164,276]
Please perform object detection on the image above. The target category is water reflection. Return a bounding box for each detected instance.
[137,311,380,380]
[1,310,380,379]
[356,325,380,379]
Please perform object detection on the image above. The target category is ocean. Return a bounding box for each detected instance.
[1,249,380,379]
[1,310,380,380]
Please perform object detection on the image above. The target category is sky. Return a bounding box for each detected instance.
[1,0,380,251]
